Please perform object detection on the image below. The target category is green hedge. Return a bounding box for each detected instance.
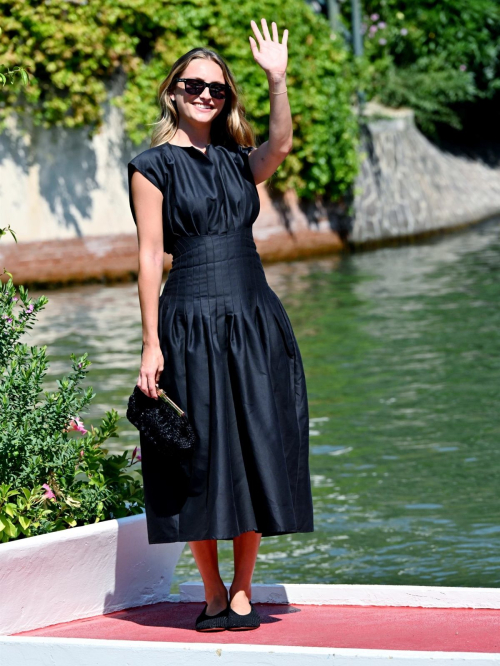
[341,0,500,133]
[0,0,360,201]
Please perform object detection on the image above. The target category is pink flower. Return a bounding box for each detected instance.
[378,21,386,28]
[370,13,379,21]
[25,304,34,314]
[67,416,87,434]
[42,483,56,500]
[379,38,387,45]
[400,28,408,35]
[369,25,378,34]
[80,449,84,458]
[131,446,142,463]
[12,296,18,301]
[460,64,467,72]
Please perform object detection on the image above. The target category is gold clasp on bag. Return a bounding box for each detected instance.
[156,387,185,417]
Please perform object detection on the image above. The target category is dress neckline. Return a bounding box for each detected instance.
[166,142,211,156]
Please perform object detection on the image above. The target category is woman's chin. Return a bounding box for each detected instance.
[188,114,217,126]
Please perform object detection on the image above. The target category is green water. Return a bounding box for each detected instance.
[28,217,500,590]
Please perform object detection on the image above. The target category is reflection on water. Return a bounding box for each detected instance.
[27,217,500,589]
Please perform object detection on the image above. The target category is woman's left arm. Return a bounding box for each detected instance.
[247,18,292,185]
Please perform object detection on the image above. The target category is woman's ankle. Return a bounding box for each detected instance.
[205,583,229,604]
[229,584,252,601]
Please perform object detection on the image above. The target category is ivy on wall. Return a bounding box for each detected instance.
[0,0,360,201]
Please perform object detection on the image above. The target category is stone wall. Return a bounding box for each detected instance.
[349,106,500,244]
[2,102,500,286]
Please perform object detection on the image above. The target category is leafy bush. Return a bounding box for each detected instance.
[340,0,500,133]
[364,55,476,134]
[0,26,29,87]
[0,227,144,543]
[0,0,359,201]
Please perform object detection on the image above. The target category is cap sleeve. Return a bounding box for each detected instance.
[234,144,257,186]
[235,144,257,168]
[127,147,167,225]
[237,145,256,157]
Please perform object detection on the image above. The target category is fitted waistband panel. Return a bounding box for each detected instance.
[170,228,255,262]
[162,228,269,311]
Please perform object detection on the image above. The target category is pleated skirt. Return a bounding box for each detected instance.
[140,226,314,543]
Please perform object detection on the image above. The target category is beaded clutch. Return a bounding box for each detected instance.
[126,385,196,458]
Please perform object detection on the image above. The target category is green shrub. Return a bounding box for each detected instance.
[341,0,500,133]
[364,55,476,134]
[0,227,144,543]
[0,26,29,87]
[0,0,359,201]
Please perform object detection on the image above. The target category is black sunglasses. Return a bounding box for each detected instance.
[173,78,230,100]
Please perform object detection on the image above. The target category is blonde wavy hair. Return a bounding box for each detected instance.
[150,47,257,150]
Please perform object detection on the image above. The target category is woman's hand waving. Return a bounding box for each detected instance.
[249,19,288,78]
[245,18,292,188]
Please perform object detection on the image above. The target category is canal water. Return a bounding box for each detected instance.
[28,217,500,590]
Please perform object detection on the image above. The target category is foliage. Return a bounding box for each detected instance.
[0,229,144,543]
[0,27,29,87]
[340,0,500,133]
[0,63,29,87]
[0,0,359,201]
[0,223,17,243]
[362,55,476,134]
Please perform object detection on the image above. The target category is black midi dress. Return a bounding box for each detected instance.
[127,141,314,544]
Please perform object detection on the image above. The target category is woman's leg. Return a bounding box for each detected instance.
[189,539,228,615]
[229,530,262,613]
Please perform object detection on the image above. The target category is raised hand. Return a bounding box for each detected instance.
[249,18,288,78]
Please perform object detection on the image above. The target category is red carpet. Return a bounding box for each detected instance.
[14,602,500,652]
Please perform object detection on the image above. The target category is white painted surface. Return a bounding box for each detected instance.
[0,106,136,243]
[180,582,500,609]
[0,513,185,635]
[0,637,498,666]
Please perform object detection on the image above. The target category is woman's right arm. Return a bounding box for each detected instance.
[130,170,165,400]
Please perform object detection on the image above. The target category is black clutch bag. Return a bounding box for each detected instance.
[126,385,196,458]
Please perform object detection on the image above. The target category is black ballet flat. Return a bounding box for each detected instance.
[195,601,229,632]
[226,601,261,630]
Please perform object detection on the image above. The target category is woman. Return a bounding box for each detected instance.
[128,18,314,632]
